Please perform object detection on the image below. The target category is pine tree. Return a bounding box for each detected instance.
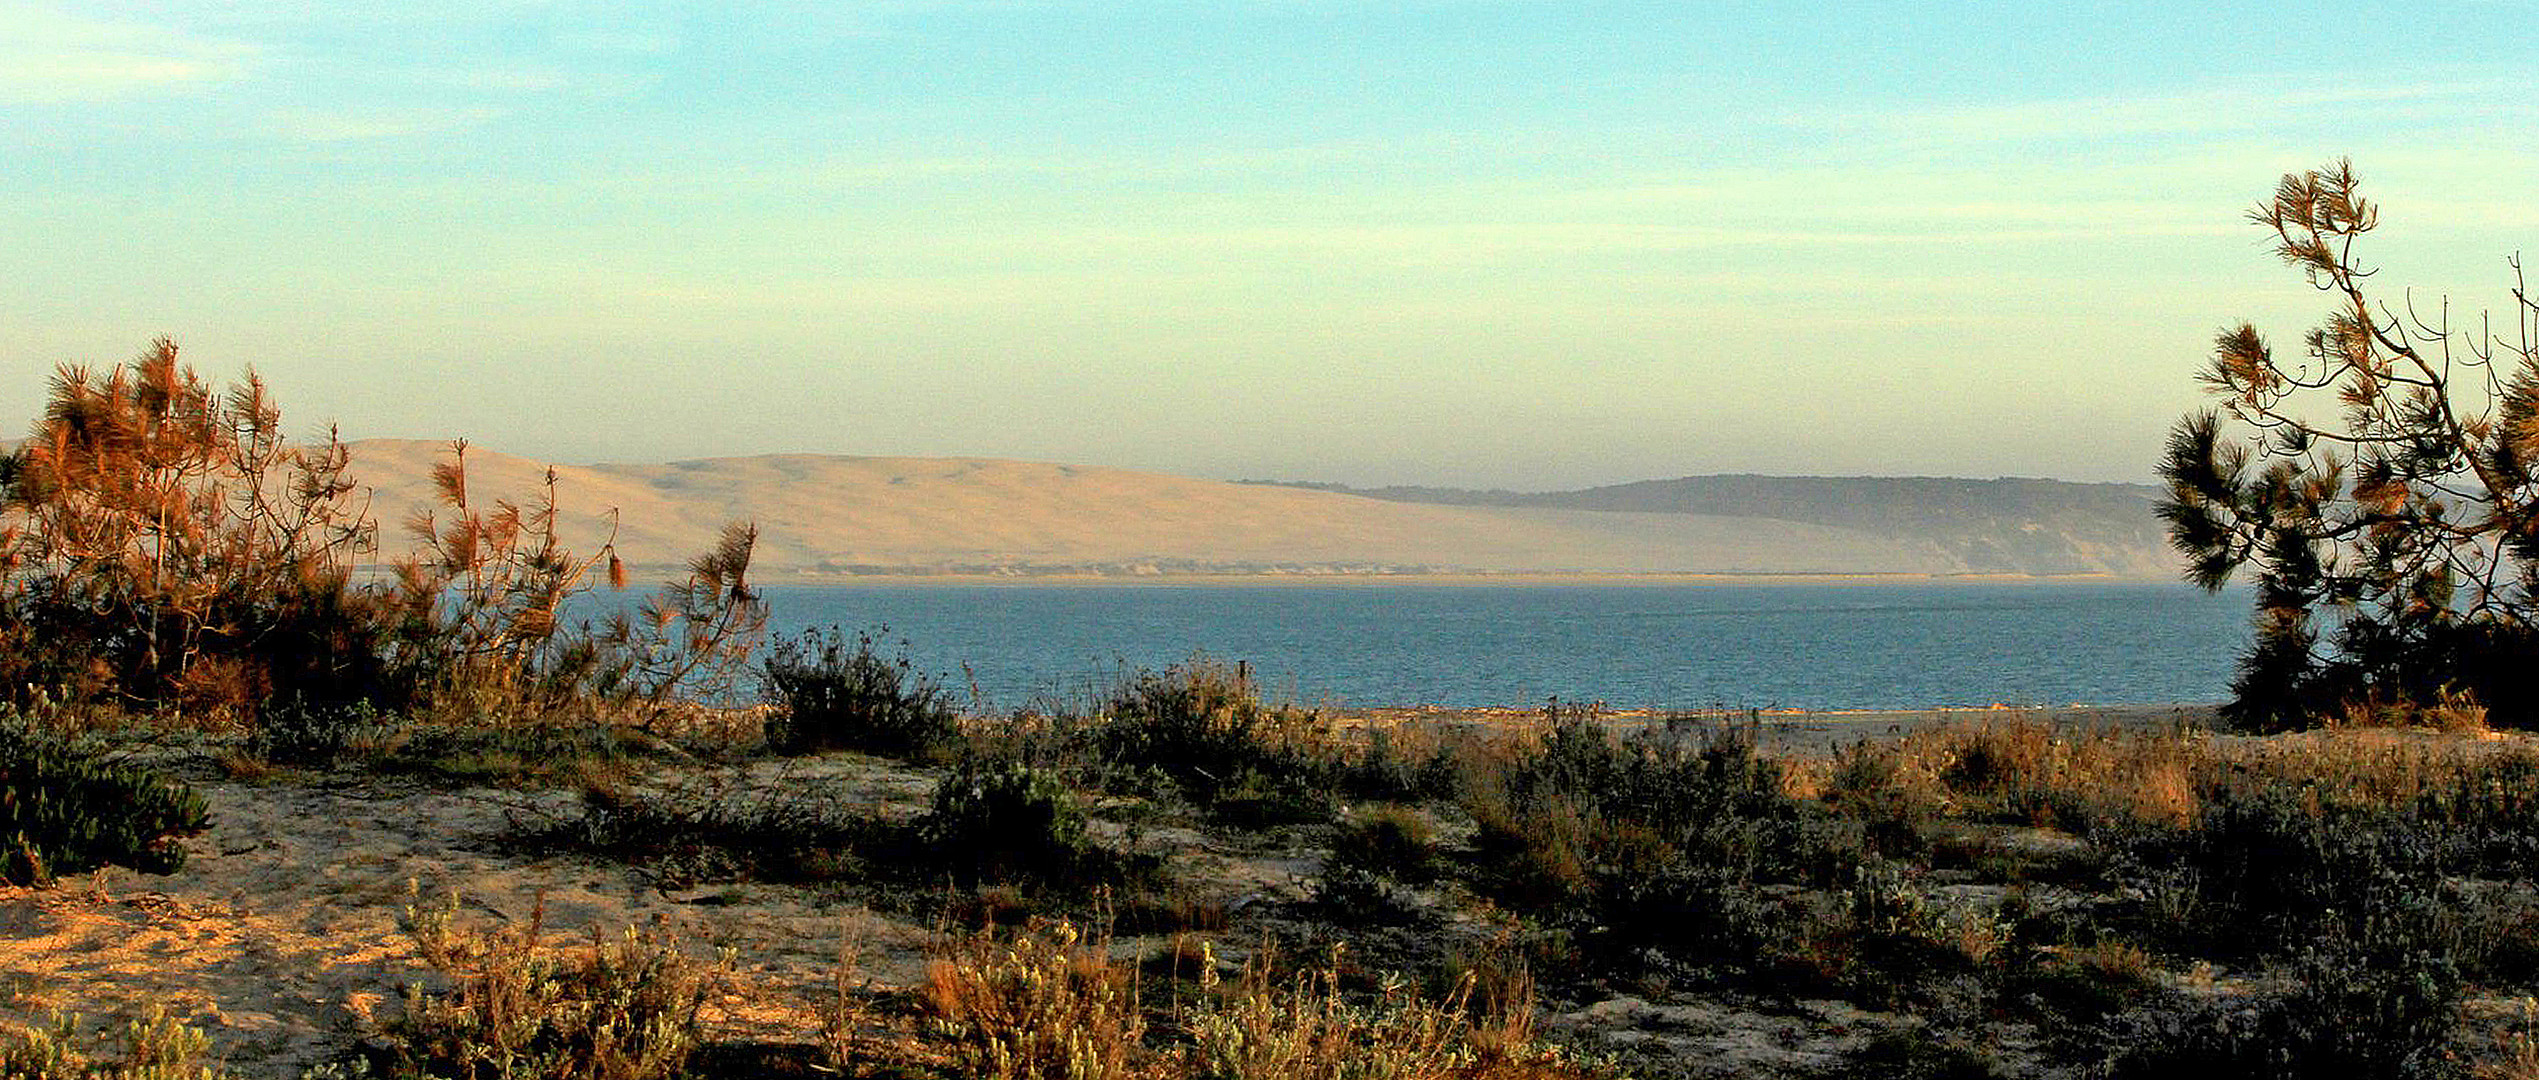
[2161,161,2539,728]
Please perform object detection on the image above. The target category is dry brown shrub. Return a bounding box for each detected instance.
[904,920,1609,1080]
[920,917,1147,1080]
[1186,943,1600,1080]
[1,339,379,722]
[394,884,725,1080]
[2476,998,2539,1080]
[2332,687,2492,734]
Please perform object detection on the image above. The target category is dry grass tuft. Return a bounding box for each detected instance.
[393,884,727,1080]
[921,917,1145,1080]
[1188,944,1600,1080]
[2476,998,2539,1080]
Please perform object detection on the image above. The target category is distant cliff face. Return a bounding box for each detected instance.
[334,441,2181,580]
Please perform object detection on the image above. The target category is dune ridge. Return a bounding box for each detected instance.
[337,440,2177,581]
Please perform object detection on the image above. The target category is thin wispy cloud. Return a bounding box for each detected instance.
[0,3,253,103]
[1782,78,2534,151]
[265,104,507,142]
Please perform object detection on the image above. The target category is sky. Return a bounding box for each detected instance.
[4,2,2537,489]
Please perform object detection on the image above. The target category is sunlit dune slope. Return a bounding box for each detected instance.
[341,440,2172,579]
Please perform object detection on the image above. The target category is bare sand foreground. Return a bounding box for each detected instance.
[1,704,2216,1077]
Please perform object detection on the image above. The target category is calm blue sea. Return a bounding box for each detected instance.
[739,581,2250,712]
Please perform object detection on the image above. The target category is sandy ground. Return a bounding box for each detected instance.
[0,755,962,1075]
[0,704,2211,1076]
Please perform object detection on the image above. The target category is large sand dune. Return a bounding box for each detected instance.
[340,441,2173,580]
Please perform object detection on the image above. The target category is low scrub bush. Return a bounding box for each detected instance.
[391,886,725,1080]
[1800,861,1994,1007]
[913,920,1611,1080]
[1338,727,1464,805]
[1089,660,1342,824]
[533,761,1143,898]
[1819,742,1942,858]
[2090,936,2462,1080]
[760,627,959,760]
[1461,717,1841,985]
[536,776,893,889]
[921,761,1107,890]
[920,917,1145,1080]
[247,695,392,768]
[1331,805,1439,886]
[0,718,208,885]
[1312,804,1438,924]
[1186,950,1605,1080]
[2105,783,2448,960]
[0,1006,233,1080]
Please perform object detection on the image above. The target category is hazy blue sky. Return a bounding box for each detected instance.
[5,2,2535,488]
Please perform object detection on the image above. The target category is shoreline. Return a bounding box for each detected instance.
[731,570,2172,588]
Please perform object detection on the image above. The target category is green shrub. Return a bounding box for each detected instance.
[248,695,391,768]
[759,627,959,759]
[536,776,892,889]
[2105,784,2447,960]
[1332,805,1439,886]
[2088,790,2467,1079]
[529,761,1144,900]
[2091,937,2463,1080]
[0,720,208,885]
[920,761,1100,889]
[1337,727,1463,805]
[1461,718,1849,989]
[1089,660,1340,823]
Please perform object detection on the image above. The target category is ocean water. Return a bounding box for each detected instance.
[740,581,2250,712]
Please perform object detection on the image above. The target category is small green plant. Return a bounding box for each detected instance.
[0,718,208,885]
[247,695,391,768]
[0,1006,233,1080]
[760,627,959,759]
[391,885,725,1080]
[1837,1025,2005,1080]
[1331,805,1439,886]
[2009,940,2161,1021]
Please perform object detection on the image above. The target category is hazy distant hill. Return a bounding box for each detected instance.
[1243,475,2174,578]
[289,443,2183,580]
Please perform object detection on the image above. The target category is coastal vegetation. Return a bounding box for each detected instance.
[9,162,2539,1077]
